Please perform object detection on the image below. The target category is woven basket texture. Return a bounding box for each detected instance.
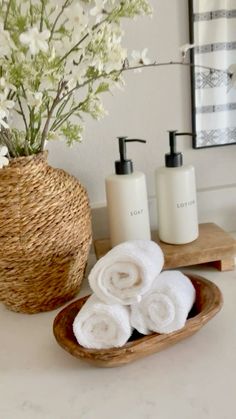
[0,152,92,313]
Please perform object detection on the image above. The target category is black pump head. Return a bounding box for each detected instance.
[165,131,194,167]
[115,137,146,174]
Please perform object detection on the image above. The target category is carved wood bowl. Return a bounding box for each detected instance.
[53,274,223,367]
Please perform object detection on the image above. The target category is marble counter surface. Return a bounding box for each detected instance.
[1,253,236,419]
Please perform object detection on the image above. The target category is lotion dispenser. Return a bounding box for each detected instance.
[155,130,199,245]
[106,137,151,247]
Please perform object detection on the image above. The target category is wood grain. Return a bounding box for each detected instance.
[94,223,236,272]
[53,274,223,367]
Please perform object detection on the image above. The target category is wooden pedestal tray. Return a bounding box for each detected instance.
[94,223,236,272]
[53,274,223,367]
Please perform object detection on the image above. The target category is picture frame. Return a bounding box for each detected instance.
[189,0,236,148]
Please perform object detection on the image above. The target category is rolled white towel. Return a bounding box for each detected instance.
[73,294,132,349]
[88,240,164,305]
[130,270,196,334]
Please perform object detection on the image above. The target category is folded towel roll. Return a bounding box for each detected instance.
[73,294,132,349]
[88,240,164,305]
[130,270,196,334]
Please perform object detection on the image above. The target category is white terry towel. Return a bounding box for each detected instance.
[73,294,132,349]
[88,240,164,305]
[130,270,196,334]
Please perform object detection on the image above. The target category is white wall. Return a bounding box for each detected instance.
[47,0,236,237]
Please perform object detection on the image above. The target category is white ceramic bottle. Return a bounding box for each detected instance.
[106,137,151,247]
[155,131,199,245]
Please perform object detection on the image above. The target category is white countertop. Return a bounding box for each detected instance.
[1,253,236,419]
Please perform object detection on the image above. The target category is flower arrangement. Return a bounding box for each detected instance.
[0,0,152,159]
[0,0,235,165]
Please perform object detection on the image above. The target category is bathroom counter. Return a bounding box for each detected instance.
[1,254,236,419]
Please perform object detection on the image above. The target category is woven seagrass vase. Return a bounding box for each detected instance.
[0,152,92,314]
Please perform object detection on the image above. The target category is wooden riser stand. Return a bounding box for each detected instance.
[94,223,236,272]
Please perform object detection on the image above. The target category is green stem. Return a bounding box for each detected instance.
[0,130,18,157]
[20,83,27,99]
[38,54,233,147]
[122,60,231,76]
[56,93,72,117]
[58,72,108,105]
[35,114,42,140]
[4,0,12,29]
[17,97,28,133]
[49,0,72,42]
[50,92,74,130]
[9,90,16,101]
[29,1,34,26]
[50,74,106,131]
[58,13,114,65]
[40,0,46,32]
[58,33,89,65]
[48,58,232,134]
[52,102,83,132]
[60,59,232,105]
[29,108,35,144]
[40,80,67,151]
[17,96,30,155]
[24,141,29,155]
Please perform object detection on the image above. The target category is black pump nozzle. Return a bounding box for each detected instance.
[165,131,194,167]
[115,137,146,174]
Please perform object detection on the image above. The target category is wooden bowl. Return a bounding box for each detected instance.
[53,274,223,367]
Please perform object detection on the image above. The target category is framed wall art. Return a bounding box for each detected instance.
[189,0,236,148]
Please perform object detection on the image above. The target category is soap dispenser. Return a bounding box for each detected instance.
[106,137,151,247]
[155,131,199,245]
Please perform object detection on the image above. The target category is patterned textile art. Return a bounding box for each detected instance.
[190,0,236,147]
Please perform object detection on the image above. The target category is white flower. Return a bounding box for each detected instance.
[48,47,56,62]
[0,146,9,169]
[0,77,6,89]
[15,51,27,62]
[26,91,43,111]
[0,77,16,93]
[90,0,105,17]
[130,48,151,72]
[0,23,16,57]
[0,89,15,129]
[65,3,88,31]
[90,0,116,22]
[87,23,126,73]
[103,31,127,72]
[20,27,50,55]
[55,37,78,60]
[91,55,104,73]
[0,113,8,129]
[104,46,127,73]
[87,93,108,119]
[67,62,88,90]
[180,43,195,59]
[48,131,61,141]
